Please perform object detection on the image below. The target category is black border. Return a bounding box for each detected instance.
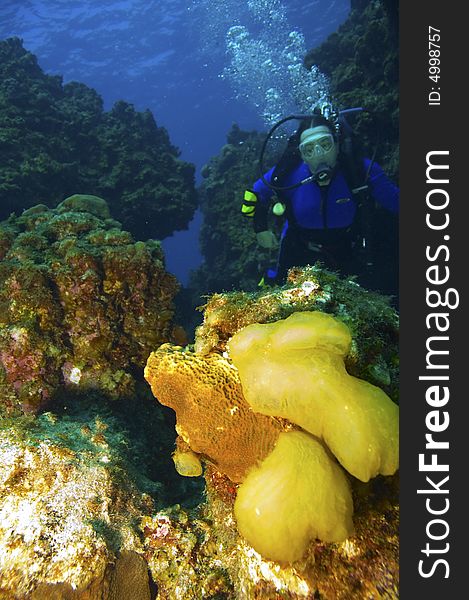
[400,1,466,596]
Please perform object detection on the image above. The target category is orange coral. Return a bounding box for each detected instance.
[144,344,284,482]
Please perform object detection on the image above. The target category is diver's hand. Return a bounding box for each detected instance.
[256,230,278,249]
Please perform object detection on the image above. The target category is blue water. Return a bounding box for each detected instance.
[0,0,350,284]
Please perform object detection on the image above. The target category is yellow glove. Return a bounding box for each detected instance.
[256,230,278,249]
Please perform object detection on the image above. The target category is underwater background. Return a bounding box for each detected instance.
[0,0,350,284]
[0,1,400,598]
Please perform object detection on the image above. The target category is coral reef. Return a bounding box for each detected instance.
[0,195,179,415]
[144,266,399,594]
[0,37,197,239]
[0,14,402,594]
[0,266,399,598]
[0,407,397,599]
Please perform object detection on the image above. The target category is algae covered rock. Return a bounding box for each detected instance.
[0,37,197,239]
[0,195,179,415]
[0,412,154,599]
[195,265,399,401]
[0,408,230,598]
[141,506,234,599]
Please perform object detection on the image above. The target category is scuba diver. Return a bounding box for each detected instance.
[241,107,399,289]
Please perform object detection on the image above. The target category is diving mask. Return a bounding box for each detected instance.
[299,125,338,184]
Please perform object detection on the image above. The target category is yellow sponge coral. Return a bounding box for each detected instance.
[144,311,399,564]
[228,311,399,482]
[234,430,353,563]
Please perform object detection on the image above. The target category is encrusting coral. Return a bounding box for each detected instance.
[0,194,179,415]
[144,344,284,483]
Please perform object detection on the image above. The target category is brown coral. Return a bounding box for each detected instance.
[144,344,284,482]
[0,196,179,415]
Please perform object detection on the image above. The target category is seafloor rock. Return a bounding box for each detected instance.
[141,505,235,599]
[0,413,154,600]
[0,195,179,415]
[0,37,197,239]
[0,409,230,599]
[141,469,398,600]
[203,464,399,600]
[143,266,399,596]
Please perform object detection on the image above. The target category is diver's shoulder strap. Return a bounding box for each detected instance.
[270,134,303,195]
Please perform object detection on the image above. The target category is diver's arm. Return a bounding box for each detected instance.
[365,159,399,213]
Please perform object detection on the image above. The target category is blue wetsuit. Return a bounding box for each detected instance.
[252,158,399,282]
